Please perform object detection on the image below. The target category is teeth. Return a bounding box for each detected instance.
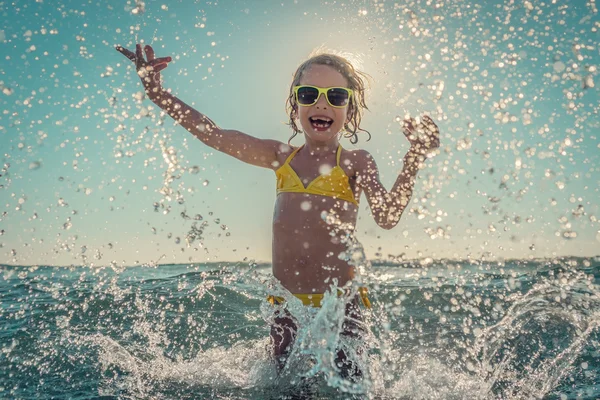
[311,116,332,122]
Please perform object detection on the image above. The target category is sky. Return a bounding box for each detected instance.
[0,0,598,267]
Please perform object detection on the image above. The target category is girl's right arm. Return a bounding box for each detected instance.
[116,43,284,169]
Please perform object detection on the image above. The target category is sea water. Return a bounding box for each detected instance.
[1,257,598,399]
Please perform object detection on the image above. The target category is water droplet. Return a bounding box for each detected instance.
[553,61,565,73]
[581,362,588,370]
[318,164,333,175]
[300,201,312,211]
[456,137,472,150]
[203,180,209,186]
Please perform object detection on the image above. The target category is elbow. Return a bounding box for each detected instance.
[375,205,404,230]
[376,216,400,230]
[379,221,398,230]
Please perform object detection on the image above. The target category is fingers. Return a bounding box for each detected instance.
[116,44,172,68]
[144,45,173,63]
[402,114,440,150]
[403,117,419,141]
[153,64,168,74]
[420,116,440,148]
[402,117,416,132]
[144,45,155,61]
[149,56,172,67]
[421,115,438,131]
[115,45,136,62]
[135,44,145,67]
[421,114,434,123]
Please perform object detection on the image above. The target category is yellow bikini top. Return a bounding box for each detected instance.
[275,145,358,206]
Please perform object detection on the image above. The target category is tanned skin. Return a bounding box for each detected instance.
[116,44,440,376]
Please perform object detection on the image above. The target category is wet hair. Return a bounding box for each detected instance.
[285,53,371,145]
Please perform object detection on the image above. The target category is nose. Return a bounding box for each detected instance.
[315,92,328,108]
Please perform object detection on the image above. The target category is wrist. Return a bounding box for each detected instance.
[404,150,425,168]
[406,147,425,158]
[408,144,427,154]
[147,88,169,105]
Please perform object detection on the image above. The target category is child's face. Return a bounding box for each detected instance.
[296,64,351,143]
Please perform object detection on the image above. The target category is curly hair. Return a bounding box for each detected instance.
[285,53,371,145]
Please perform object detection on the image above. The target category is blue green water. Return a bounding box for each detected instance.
[1,1,598,398]
[1,257,598,399]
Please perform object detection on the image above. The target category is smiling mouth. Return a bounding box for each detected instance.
[309,117,333,129]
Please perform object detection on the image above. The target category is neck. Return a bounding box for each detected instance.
[301,137,339,157]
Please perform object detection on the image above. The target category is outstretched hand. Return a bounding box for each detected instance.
[402,115,440,155]
[115,44,172,100]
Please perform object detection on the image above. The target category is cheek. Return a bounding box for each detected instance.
[346,108,355,123]
[340,109,351,123]
[297,105,308,117]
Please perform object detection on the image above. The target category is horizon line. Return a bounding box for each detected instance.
[1,254,598,269]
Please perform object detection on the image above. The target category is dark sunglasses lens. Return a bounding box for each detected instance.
[327,88,350,106]
[297,87,319,105]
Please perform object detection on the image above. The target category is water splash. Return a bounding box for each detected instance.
[469,270,600,399]
[1,260,598,399]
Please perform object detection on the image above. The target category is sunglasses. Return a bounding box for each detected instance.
[293,85,353,108]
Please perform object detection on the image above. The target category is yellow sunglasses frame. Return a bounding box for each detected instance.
[293,85,353,108]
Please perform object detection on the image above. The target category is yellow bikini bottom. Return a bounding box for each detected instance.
[267,287,371,309]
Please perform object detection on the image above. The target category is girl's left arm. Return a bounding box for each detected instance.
[357,115,440,230]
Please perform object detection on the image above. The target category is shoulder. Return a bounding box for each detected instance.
[272,142,296,169]
[340,148,378,178]
[340,148,376,169]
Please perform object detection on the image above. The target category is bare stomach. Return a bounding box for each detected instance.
[272,193,359,294]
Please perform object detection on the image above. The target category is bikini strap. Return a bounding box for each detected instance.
[336,145,343,166]
[284,145,303,165]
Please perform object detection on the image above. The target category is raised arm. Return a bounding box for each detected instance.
[357,115,440,230]
[116,43,284,169]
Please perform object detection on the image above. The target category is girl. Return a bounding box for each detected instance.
[116,43,440,378]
